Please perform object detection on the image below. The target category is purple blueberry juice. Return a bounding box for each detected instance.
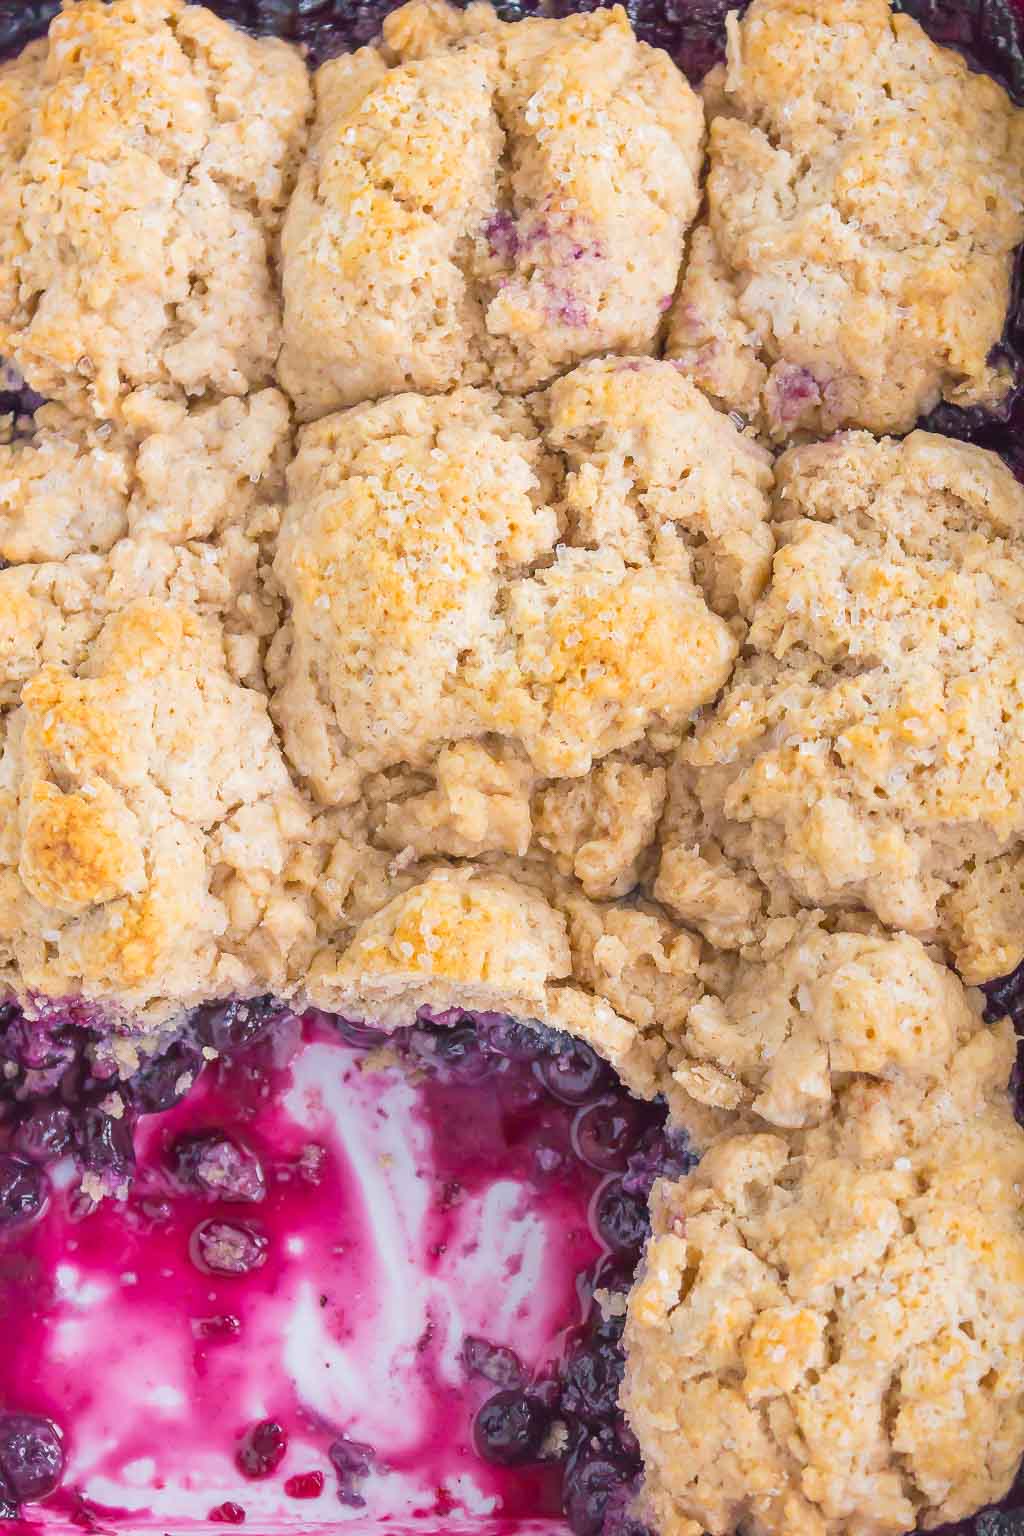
[0,1006,682,1531]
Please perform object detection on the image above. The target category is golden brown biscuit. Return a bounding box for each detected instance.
[667,0,1024,438]
[663,430,1024,983]
[624,1018,1024,1536]
[279,0,704,417]
[0,602,316,1023]
[0,0,310,421]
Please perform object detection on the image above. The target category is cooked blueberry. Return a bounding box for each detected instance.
[0,1010,75,1075]
[481,1016,560,1062]
[13,1104,72,1164]
[463,1335,526,1389]
[169,1133,266,1204]
[984,960,1024,1027]
[410,1018,481,1071]
[193,996,287,1055]
[536,1039,610,1105]
[328,1435,374,1507]
[572,1097,644,1172]
[127,1040,204,1115]
[560,1344,624,1425]
[208,1501,247,1524]
[0,1155,48,1230]
[589,1252,639,1300]
[332,1016,388,1049]
[284,1471,324,1499]
[72,1107,136,1183]
[472,1390,550,1466]
[0,1414,64,1504]
[236,1419,287,1479]
[562,1453,632,1536]
[594,1181,650,1255]
[190,1220,268,1276]
[622,1126,696,1199]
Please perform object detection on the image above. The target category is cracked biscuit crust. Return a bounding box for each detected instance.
[661,429,1024,983]
[666,0,1024,439]
[0,0,310,422]
[624,1019,1024,1536]
[270,359,767,793]
[270,359,773,1054]
[278,0,704,418]
[663,914,983,1134]
[0,390,291,564]
[0,602,317,1024]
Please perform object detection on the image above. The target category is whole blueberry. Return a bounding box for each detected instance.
[563,1453,632,1536]
[560,1343,624,1425]
[0,1414,64,1504]
[481,1016,561,1062]
[463,1335,526,1389]
[572,1097,645,1172]
[0,1154,48,1230]
[594,1181,650,1256]
[236,1419,287,1479]
[169,1132,265,1204]
[193,996,287,1055]
[332,1016,388,1049]
[127,1040,204,1115]
[472,1390,549,1466]
[536,1039,610,1105]
[73,1107,136,1183]
[190,1220,268,1276]
[13,1104,72,1164]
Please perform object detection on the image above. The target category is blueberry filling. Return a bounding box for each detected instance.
[1,987,1022,1530]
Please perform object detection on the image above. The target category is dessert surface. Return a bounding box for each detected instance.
[0,0,1022,1533]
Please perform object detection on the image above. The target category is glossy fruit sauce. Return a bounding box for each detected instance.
[0,1005,690,1533]
[1,0,1024,1533]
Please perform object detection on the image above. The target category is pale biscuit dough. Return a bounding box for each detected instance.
[270,359,773,1056]
[0,0,310,422]
[624,1018,1024,1536]
[270,358,766,795]
[0,505,283,713]
[0,390,291,564]
[307,866,572,1026]
[666,0,1024,439]
[0,602,317,1024]
[662,429,1024,983]
[664,914,984,1132]
[278,0,704,418]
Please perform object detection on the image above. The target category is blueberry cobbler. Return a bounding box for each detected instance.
[0,0,1024,1532]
